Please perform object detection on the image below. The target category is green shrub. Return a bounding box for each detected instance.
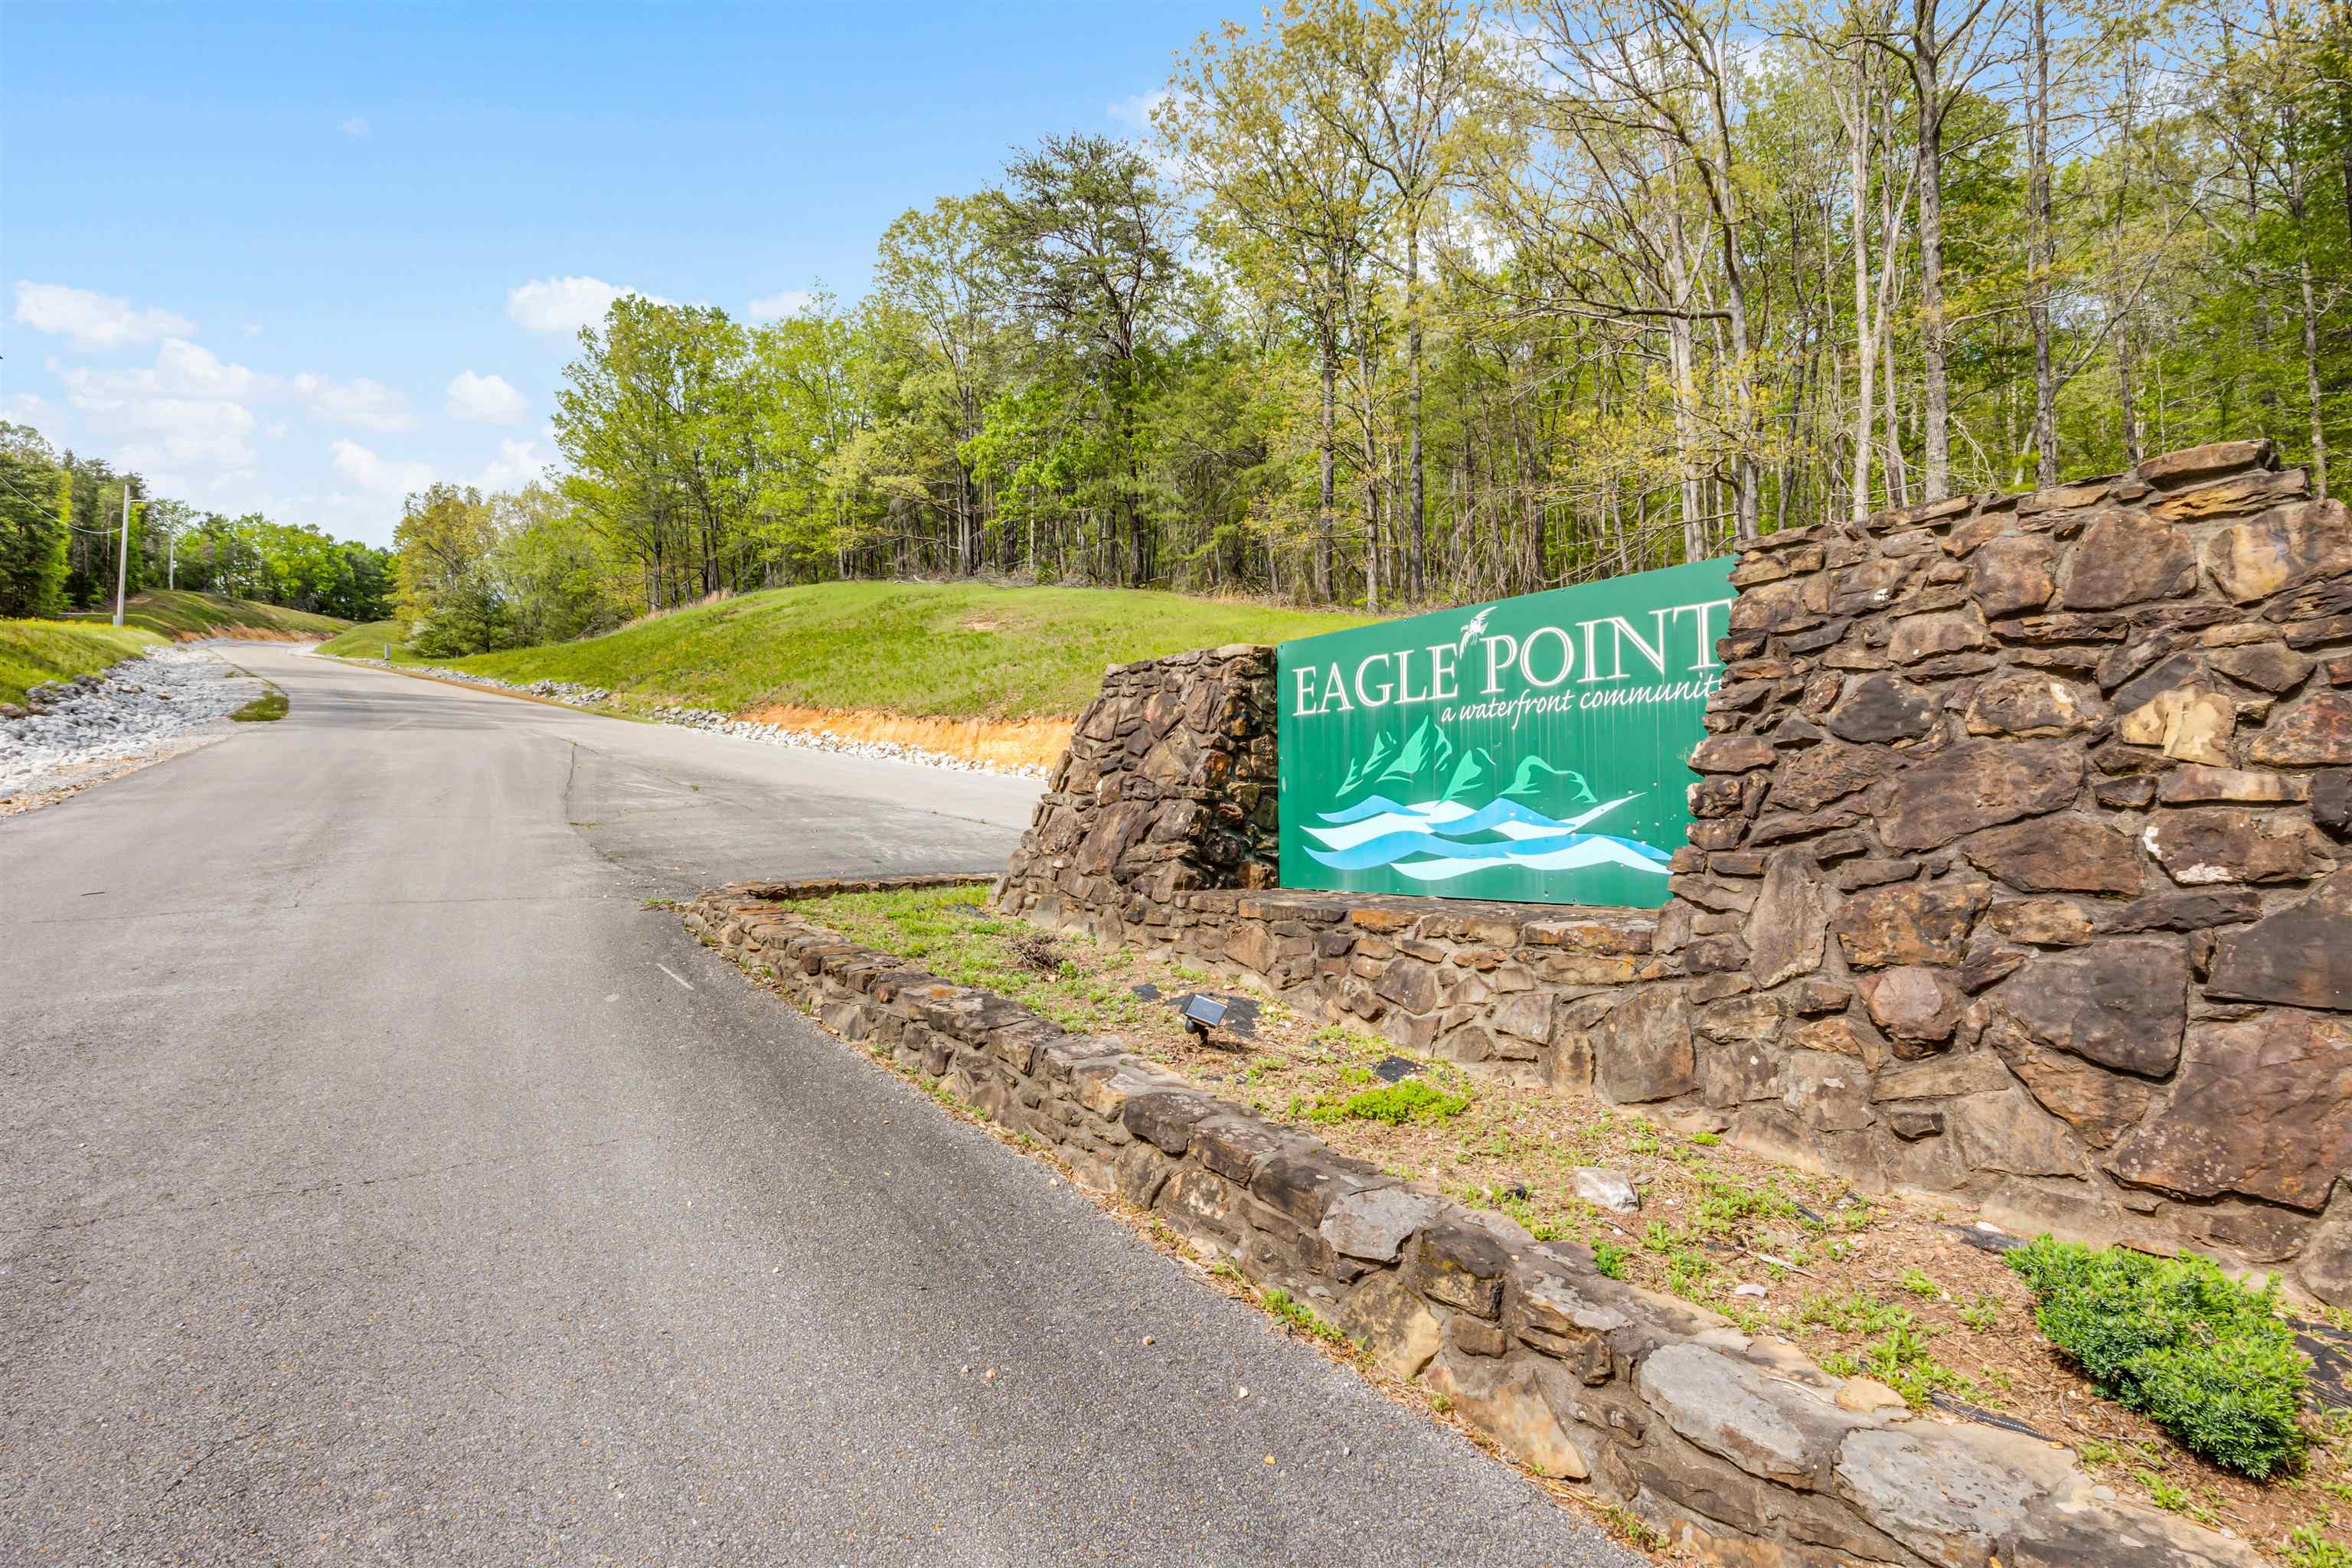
[1305,1079,1469,1125]
[2006,1236,2310,1479]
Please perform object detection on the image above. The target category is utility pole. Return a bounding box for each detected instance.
[112,488,133,627]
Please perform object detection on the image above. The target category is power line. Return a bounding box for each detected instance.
[0,467,144,536]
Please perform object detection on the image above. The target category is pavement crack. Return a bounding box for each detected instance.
[157,1421,276,1502]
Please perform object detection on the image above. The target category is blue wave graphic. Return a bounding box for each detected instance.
[1316,794,1420,825]
[1306,828,1671,871]
[1300,791,1674,879]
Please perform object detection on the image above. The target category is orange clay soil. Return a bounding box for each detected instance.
[732,702,1073,772]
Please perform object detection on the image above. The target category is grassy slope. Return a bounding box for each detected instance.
[64,590,348,639]
[317,619,406,658]
[329,583,1379,720]
[0,621,168,706]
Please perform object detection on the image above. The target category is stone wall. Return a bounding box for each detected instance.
[685,878,2257,1568]
[997,642,1280,920]
[1661,439,2352,1295]
[996,438,2352,1295]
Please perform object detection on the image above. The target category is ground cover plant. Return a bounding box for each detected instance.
[779,880,2352,1563]
[0,619,165,707]
[2010,1237,2313,1480]
[321,581,1373,720]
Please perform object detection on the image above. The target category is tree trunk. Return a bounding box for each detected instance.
[1915,22,1950,502]
[2028,0,2059,485]
[1319,336,1337,602]
[1406,217,1426,603]
[1847,54,1877,524]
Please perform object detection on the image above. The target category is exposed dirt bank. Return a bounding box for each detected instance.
[733,702,1073,773]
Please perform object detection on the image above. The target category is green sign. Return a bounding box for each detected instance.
[1276,558,1736,909]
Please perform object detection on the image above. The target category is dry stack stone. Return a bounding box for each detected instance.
[686,879,2261,1568]
[998,439,2351,1296]
[998,642,1281,919]
[1665,439,2352,1294]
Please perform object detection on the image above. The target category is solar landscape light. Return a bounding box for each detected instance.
[1181,993,1227,1042]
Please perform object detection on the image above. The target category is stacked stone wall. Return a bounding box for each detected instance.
[686,878,2259,1568]
[996,438,2352,1295]
[1665,439,2352,1295]
[997,642,1280,920]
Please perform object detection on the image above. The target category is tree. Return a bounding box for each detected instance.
[982,132,1184,583]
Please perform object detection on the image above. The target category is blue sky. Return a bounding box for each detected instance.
[2,2,1218,545]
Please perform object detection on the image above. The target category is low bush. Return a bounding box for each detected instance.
[2007,1236,2311,1479]
[1306,1078,1469,1126]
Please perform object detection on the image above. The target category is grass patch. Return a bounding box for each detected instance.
[316,618,410,658]
[229,690,288,722]
[325,581,1376,720]
[1263,1287,1350,1346]
[64,590,346,640]
[2007,1236,2311,1479]
[0,619,167,707]
[1306,1080,1470,1126]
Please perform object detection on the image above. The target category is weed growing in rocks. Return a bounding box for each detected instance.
[1262,1288,1351,1347]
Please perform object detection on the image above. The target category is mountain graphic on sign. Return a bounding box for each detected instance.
[1336,716,1482,801]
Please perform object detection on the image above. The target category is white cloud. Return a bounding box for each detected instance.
[507,275,670,335]
[58,340,266,469]
[62,338,268,402]
[101,400,258,469]
[1106,90,1168,130]
[13,281,196,351]
[446,369,527,424]
[331,439,433,497]
[340,116,371,139]
[475,437,550,491]
[5,391,58,426]
[292,371,414,431]
[746,289,815,322]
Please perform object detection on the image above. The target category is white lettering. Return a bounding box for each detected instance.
[1354,652,1393,708]
[1670,598,1735,668]
[1518,624,1575,688]
[1320,662,1354,713]
[1395,647,1426,706]
[1481,633,1519,694]
[1428,642,1460,701]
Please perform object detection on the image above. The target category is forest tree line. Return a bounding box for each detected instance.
[410,0,2345,645]
[0,422,394,622]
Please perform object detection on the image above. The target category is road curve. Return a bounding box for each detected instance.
[0,648,1640,1566]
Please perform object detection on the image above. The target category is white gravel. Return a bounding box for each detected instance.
[335,656,1052,780]
[1,647,272,803]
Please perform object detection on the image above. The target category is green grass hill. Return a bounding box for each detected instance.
[64,590,350,641]
[0,621,169,707]
[320,581,1378,720]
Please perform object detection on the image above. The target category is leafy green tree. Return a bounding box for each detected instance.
[982,132,1184,583]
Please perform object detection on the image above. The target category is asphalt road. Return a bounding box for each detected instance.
[1,648,1638,1566]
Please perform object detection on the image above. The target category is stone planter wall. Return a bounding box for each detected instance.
[1662,439,2352,1295]
[684,877,2258,1568]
